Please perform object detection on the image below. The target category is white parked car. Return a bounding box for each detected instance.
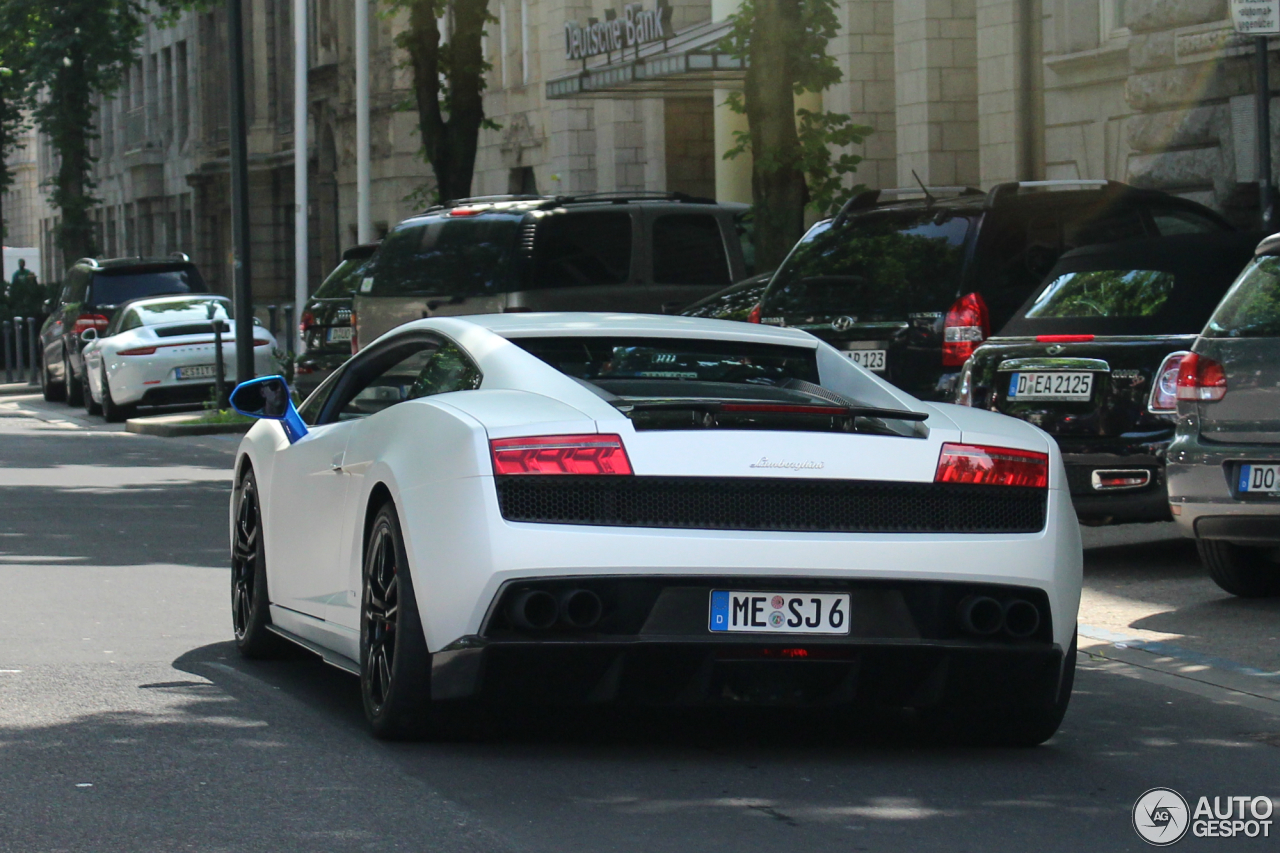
[81,295,279,421]
[228,313,1082,744]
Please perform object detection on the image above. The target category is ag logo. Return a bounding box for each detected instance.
[1133,788,1190,846]
[831,316,857,332]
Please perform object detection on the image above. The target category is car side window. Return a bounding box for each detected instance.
[532,211,632,288]
[652,214,731,286]
[1151,207,1227,236]
[118,309,143,333]
[403,341,483,399]
[336,345,439,421]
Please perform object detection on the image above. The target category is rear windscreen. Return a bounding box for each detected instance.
[370,216,522,297]
[761,211,972,318]
[510,336,820,394]
[312,258,367,299]
[1024,270,1176,319]
[1203,256,1280,338]
[89,268,203,306]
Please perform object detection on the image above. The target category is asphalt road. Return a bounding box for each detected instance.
[1,392,1278,852]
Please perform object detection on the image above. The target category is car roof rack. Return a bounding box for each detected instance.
[983,179,1130,208]
[417,191,718,216]
[833,186,983,222]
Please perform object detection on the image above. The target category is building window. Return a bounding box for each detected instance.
[1100,0,1128,44]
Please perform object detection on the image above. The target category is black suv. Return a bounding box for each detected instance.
[352,193,753,349]
[295,242,379,397]
[39,255,208,405]
[750,181,1233,401]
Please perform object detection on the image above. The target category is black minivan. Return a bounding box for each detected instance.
[750,181,1233,401]
[351,194,753,350]
[40,255,207,405]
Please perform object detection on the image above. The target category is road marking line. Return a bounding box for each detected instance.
[1081,624,1280,680]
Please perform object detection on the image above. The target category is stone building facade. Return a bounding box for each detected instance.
[6,0,1277,297]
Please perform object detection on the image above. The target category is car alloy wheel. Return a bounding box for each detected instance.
[84,365,102,416]
[64,352,83,407]
[364,522,399,712]
[230,470,286,658]
[41,356,65,402]
[100,366,132,423]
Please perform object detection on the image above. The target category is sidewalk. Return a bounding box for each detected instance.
[0,381,39,396]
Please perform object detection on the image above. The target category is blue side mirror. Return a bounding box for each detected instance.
[229,375,309,444]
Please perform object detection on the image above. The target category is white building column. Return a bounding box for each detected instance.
[294,0,308,352]
[712,0,751,204]
[355,0,373,242]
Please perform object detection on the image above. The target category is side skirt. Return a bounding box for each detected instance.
[265,623,361,676]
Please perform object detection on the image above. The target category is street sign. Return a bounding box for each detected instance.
[1232,0,1280,34]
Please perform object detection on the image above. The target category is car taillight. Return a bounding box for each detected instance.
[72,314,109,335]
[1149,351,1190,413]
[935,442,1049,488]
[747,304,762,324]
[253,338,270,347]
[490,434,633,476]
[942,292,989,367]
[299,311,315,333]
[1176,352,1227,402]
[118,346,157,356]
[350,310,359,354]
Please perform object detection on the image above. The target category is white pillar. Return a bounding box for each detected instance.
[712,0,750,203]
[355,0,373,243]
[294,0,308,353]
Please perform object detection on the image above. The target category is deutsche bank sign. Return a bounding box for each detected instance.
[564,3,674,61]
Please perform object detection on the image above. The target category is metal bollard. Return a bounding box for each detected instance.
[267,304,279,339]
[11,317,23,379]
[3,320,12,385]
[26,318,37,385]
[283,305,295,356]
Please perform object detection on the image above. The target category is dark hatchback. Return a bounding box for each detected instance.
[294,243,378,397]
[749,181,1232,401]
[957,232,1259,524]
[39,256,207,405]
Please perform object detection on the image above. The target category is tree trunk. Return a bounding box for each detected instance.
[744,0,807,271]
[404,0,490,204]
[46,48,97,266]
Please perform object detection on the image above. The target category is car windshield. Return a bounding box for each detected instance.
[510,336,820,398]
[134,298,232,325]
[89,268,204,306]
[313,257,368,299]
[1203,256,1280,338]
[1024,270,1176,319]
[369,215,522,296]
[762,210,972,318]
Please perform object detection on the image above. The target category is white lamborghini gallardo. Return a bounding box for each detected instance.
[228,313,1082,744]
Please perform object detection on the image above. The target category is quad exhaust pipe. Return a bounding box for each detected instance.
[957,595,1041,638]
[508,588,603,631]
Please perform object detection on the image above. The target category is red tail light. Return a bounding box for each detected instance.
[118,346,157,356]
[942,293,989,367]
[747,303,762,324]
[253,338,270,347]
[72,314,109,335]
[1035,334,1094,343]
[299,311,315,333]
[935,442,1049,488]
[490,434,633,475]
[1176,352,1227,402]
[1149,352,1190,413]
[350,310,359,354]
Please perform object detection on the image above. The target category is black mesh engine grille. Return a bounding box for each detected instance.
[495,476,1047,534]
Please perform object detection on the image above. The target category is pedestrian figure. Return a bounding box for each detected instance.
[7,259,41,319]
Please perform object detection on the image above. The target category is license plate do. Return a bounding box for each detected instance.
[176,365,217,380]
[1239,464,1280,496]
[709,591,851,635]
[327,326,353,343]
[1008,371,1093,401]
[843,349,886,371]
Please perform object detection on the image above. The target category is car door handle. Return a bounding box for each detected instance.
[331,452,345,472]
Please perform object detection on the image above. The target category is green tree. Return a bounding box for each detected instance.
[0,3,35,247]
[722,0,871,271]
[13,0,186,268]
[387,0,495,204]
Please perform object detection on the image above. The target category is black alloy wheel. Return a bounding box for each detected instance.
[99,366,132,423]
[231,469,286,658]
[41,354,65,402]
[360,501,436,740]
[64,351,83,407]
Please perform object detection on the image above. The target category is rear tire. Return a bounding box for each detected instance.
[64,352,83,407]
[231,468,288,658]
[100,367,133,423]
[41,356,65,402]
[361,501,438,740]
[84,368,102,415]
[1198,539,1280,598]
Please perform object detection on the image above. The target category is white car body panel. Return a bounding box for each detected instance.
[235,314,1082,681]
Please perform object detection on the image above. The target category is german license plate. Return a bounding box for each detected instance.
[843,349,886,371]
[176,364,217,380]
[1008,371,1093,401]
[1239,464,1280,495]
[327,326,353,343]
[709,591,850,635]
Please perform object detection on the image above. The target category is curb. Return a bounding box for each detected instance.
[0,383,39,396]
[125,418,253,437]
